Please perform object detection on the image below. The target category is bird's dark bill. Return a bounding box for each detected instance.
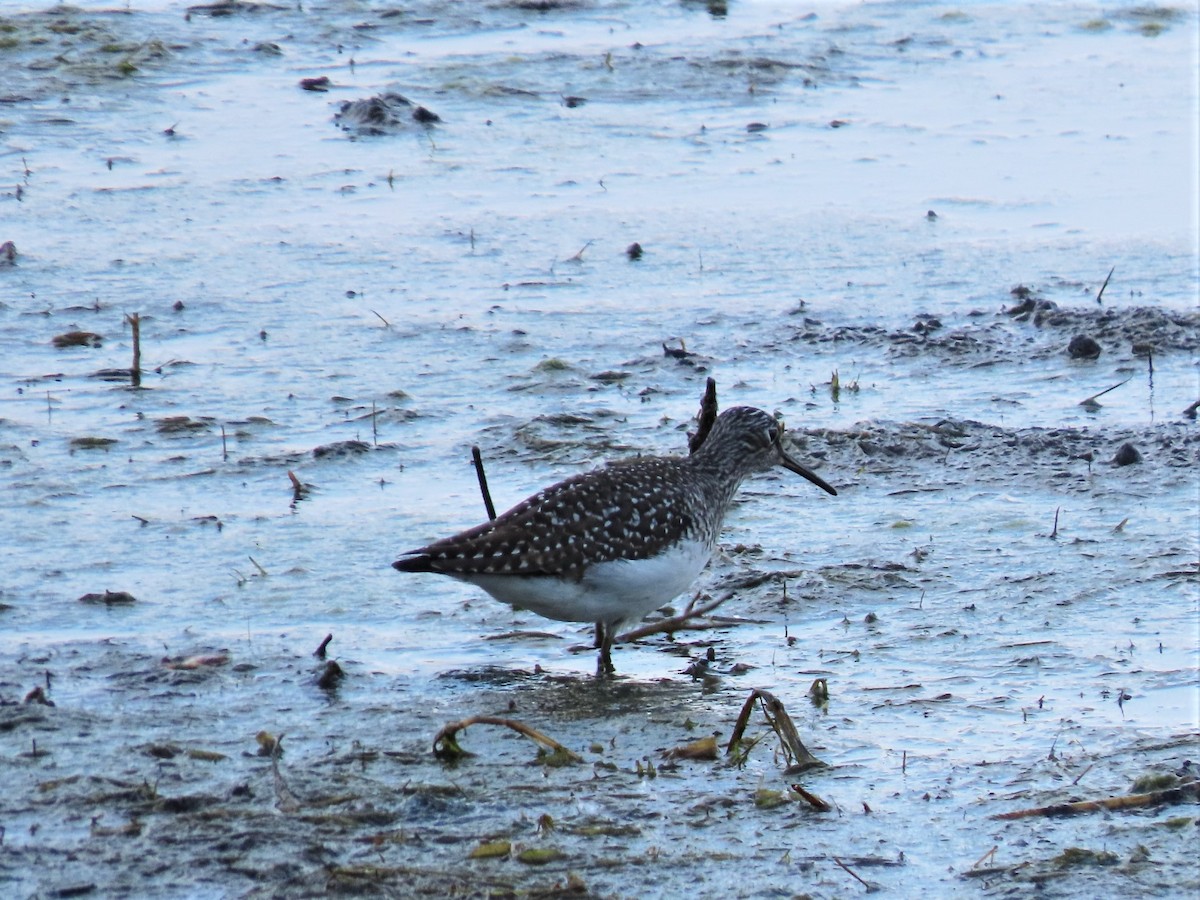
[781,452,837,496]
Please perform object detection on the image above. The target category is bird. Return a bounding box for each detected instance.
[393,406,837,674]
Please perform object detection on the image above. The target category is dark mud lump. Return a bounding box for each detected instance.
[1112,443,1142,466]
[335,92,441,135]
[1068,334,1102,359]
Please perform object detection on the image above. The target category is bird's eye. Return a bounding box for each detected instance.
[763,426,778,446]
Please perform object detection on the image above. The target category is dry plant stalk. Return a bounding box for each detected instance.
[432,715,583,764]
[726,688,824,773]
[616,590,733,643]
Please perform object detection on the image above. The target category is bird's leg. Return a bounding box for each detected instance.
[594,620,615,677]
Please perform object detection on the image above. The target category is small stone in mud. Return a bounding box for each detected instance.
[913,316,941,335]
[562,95,587,108]
[1068,334,1102,359]
[69,436,118,449]
[1006,296,1056,319]
[24,686,54,706]
[1112,443,1142,466]
[316,660,344,690]
[626,242,643,260]
[747,122,768,132]
[312,439,371,458]
[925,209,938,220]
[1131,341,1154,357]
[0,240,17,265]
[79,590,137,605]
[412,105,441,124]
[299,76,331,92]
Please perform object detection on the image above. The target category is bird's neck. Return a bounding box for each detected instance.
[683,450,751,521]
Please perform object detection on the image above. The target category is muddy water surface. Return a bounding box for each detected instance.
[1,1,1198,897]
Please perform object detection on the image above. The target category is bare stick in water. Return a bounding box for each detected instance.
[1095,265,1115,305]
[125,313,141,387]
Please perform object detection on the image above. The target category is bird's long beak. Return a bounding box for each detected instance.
[781,450,837,496]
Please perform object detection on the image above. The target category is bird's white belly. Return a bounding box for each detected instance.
[460,539,712,627]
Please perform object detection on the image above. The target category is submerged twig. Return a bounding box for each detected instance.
[992,780,1199,820]
[726,688,824,773]
[833,856,878,892]
[616,591,733,643]
[566,240,593,262]
[432,715,583,764]
[1079,376,1132,409]
[471,446,497,521]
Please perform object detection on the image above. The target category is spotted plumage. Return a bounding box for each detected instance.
[394,406,837,673]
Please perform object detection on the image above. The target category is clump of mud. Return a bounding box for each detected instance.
[0,6,176,97]
[787,303,1200,366]
[334,92,441,136]
[792,418,1198,486]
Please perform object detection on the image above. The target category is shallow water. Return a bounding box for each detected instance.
[2,1,1198,897]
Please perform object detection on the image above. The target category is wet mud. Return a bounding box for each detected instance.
[2,1,1198,898]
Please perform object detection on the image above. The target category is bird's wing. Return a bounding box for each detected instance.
[398,458,696,579]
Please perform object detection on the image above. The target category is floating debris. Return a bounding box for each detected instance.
[51,331,103,348]
[78,590,136,605]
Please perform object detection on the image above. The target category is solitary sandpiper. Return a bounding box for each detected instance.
[393,406,837,674]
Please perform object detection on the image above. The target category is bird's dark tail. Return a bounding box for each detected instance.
[392,554,433,573]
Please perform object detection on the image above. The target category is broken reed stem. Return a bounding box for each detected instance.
[372,401,378,447]
[125,312,141,387]
[689,377,719,454]
[471,446,497,521]
[220,424,228,461]
[432,715,583,763]
[992,781,1200,820]
[1050,507,1060,539]
[287,470,308,502]
[971,845,999,869]
[725,688,823,772]
[314,634,333,659]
